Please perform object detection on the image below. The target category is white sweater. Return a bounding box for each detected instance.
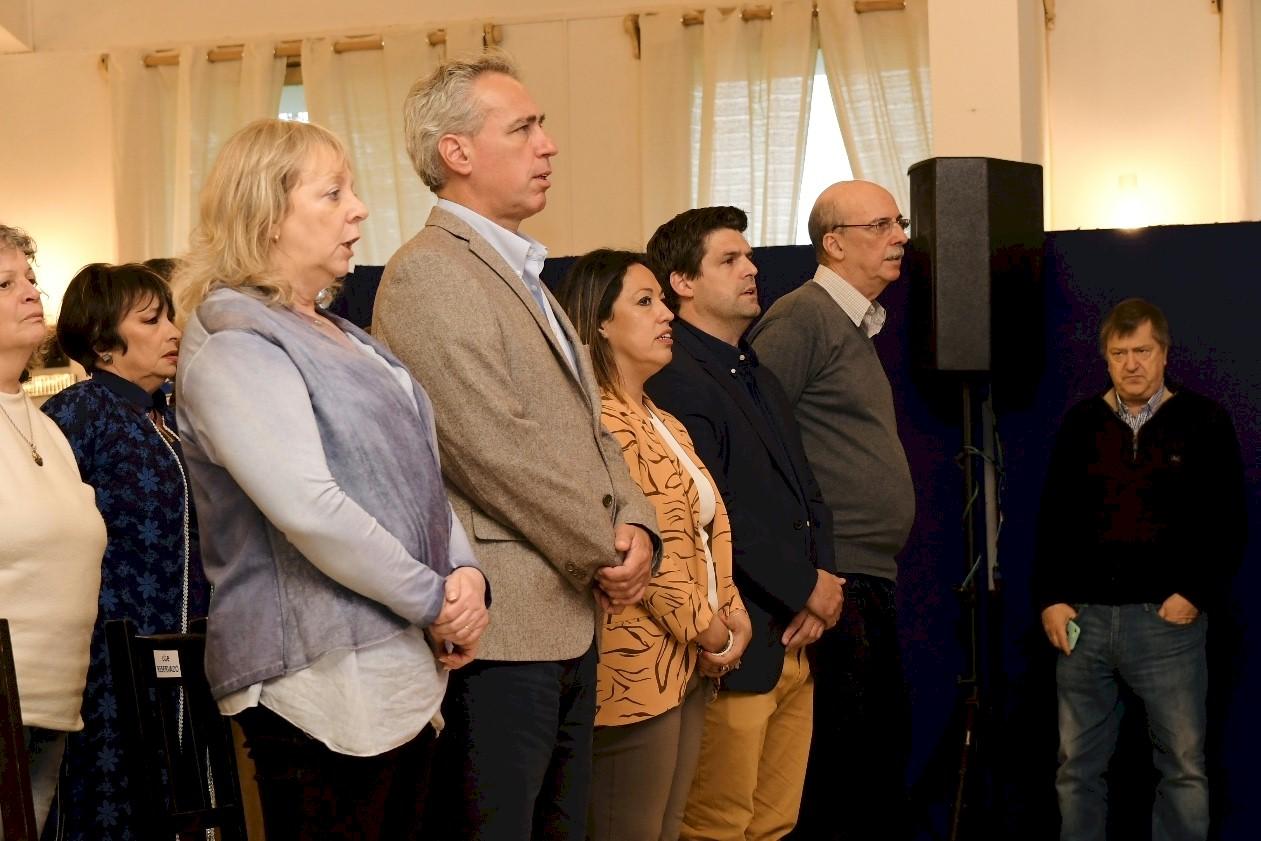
[0,388,105,731]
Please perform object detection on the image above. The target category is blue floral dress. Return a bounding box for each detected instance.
[41,371,209,841]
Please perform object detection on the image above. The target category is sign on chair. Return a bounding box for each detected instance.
[153,650,182,678]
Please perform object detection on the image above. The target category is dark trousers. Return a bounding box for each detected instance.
[425,641,599,840]
[789,574,911,841]
[235,705,435,841]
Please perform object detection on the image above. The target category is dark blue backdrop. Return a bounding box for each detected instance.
[333,221,1257,839]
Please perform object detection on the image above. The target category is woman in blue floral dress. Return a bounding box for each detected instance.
[41,262,209,840]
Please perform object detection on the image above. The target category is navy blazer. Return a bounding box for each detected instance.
[646,318,835,694]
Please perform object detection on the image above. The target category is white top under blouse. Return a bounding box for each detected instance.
[0,387,105,731]
[647,408,720,612]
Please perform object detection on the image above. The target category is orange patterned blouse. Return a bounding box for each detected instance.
[595,391,745,726]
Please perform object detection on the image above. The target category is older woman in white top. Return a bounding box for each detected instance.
[0,224,105,838]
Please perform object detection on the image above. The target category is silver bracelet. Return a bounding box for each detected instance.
[711,628,735,658]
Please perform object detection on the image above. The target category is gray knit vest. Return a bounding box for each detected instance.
[180,288,452,698]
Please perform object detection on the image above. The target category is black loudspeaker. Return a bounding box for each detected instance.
[907,157,1044,373]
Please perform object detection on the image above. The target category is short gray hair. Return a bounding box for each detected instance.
[806,200,841,263]
[403,51,520,191]
[0,224,36,261]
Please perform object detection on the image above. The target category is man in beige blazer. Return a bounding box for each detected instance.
[373,52,659,841]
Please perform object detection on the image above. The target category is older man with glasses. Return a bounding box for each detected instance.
[749,180,917,840]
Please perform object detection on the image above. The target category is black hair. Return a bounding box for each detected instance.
[554,249,648,394]
[57,263,175,371]
[645,206,748,311]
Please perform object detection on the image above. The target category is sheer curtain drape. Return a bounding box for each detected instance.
[701,1,817,246]
[640,2,816,246]
[1221,0,1261,221]
[108,6,932,261]
[817,0,932,214]
[302,32,445,267]
[110,40,285,262]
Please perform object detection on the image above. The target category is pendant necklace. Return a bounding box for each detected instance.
[1,392,44,466]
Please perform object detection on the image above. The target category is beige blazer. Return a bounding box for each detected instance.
[373,206,657,661]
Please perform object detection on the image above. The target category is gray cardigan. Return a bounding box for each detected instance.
[750,280,915,581]
[177,288,479,698]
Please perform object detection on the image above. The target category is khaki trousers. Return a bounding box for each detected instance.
[680,649,814,841]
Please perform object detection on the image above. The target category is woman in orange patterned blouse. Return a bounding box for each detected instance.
[557,249,750,841]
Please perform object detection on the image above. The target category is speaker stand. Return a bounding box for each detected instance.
[948,378,993,841]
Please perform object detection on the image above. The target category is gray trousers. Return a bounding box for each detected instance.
[588,675,708,841]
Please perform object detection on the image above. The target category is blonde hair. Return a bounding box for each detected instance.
[172,118,349,325]
[402,50,519,191]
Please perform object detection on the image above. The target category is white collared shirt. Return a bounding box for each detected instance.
[436,198,578,373]
[811,264,887,338]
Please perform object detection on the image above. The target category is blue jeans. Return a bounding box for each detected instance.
[1055,603,1209,841]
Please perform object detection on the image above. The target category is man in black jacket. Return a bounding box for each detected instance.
[645,206,844,841]
[1034,298,1246,841]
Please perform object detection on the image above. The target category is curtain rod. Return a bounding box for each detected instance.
[140,24,505,68]
[137,1,903,68]
[680,2,905,26]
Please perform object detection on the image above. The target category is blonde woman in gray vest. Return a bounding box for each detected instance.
[170,119,489,841]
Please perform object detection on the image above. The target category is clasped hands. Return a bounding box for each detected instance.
[697,606,753,678]
[428,566,490,670]
[782,569,846,651]
[592,523,654,613]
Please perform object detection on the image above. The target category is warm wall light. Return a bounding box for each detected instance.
[29,231,116,323]
[1113,173,1146,229]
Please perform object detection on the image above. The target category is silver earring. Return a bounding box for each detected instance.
[99,351,113,364]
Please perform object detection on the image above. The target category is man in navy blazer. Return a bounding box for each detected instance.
[645,205,844,841]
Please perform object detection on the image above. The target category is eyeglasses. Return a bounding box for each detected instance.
[831,216,910,236]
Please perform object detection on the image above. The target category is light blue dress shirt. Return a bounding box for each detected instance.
[436,198,578,374]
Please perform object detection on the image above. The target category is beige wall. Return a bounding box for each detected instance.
[929,0,1043,164]
[0,49,114,319]
[1046,0,1225,229]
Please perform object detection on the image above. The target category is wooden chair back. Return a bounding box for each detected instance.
[0,618,37,841]
[105,618,247,841]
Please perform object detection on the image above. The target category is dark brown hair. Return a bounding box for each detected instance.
[645,206,748,311]
[1098,297,1170,358]
[554,249,647,395]
[57,263,175,371]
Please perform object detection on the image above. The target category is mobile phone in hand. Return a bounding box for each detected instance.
[1066,618,1081,652]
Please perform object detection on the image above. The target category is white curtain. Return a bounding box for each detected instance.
[638,13,703,245]
[1221,0,1261,222]
[505,17,644,255]
[302,31,445,266]
[110,40,286,262]
[639,3,816,247]
[110,48,182,264]
[817,0,932,214]
[700,2,816,246]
